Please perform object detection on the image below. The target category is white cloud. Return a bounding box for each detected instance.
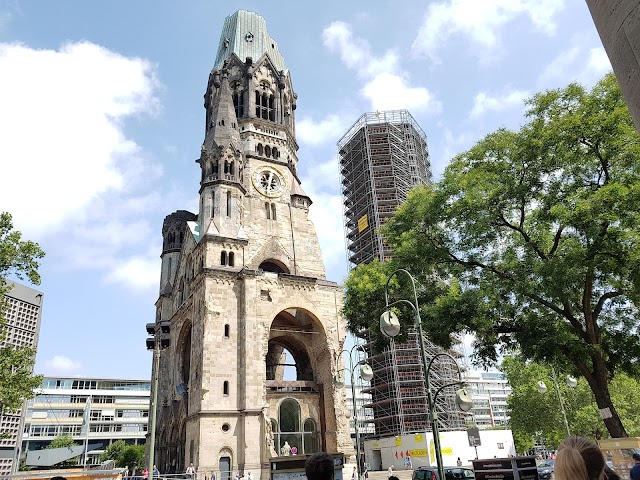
[0,41,163,291]
[0,41,160,234]
[412,0,566,64]
[323,21,439,113]
[539,41,611,88]
[469,89,530,118]
[301,159,347,282]
[362,73,442,113]
[105,255,161,290]
[43,355,83,375]
[297,114,350,146]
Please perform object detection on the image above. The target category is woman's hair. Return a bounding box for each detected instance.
[555,436,605,480]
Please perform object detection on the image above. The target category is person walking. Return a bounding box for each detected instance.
[457,458,462,467]
[388,465,394,478]
[186,463,196,479]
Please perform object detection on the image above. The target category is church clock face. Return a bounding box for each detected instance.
[252,166,286,198]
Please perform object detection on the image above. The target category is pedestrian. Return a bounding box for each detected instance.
[363,466,369,480]
[407,456,412,470]
[123,466,129,479]
[142,468,149,479]
[555,436,605,480]
[388,465,394,478]
[153,465,159,478]
[631,453,640,480]
[234,472,239,480]
[186,463,196,479]
[457,458,462,467]
[305,452,334,480]
[247,471,253,480]
[353,466,359,480]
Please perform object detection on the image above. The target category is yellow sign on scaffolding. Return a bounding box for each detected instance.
[358,214,369,232]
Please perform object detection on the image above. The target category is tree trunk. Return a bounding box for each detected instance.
[580,352,628,438]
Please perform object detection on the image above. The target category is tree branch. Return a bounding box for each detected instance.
[497,213,548,260]
[593,291,623,322]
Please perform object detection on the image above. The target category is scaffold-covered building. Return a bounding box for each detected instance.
[338,110,467,438]
[339,110,431,267]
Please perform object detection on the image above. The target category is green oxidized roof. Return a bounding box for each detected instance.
[214,10,287,72]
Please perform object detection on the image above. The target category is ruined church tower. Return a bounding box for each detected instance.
[149,10,353,478]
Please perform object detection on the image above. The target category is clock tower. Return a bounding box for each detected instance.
[150,10,354,480]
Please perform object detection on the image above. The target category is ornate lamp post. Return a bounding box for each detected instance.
[379,269,472,480]
[334,344,374,477]
[536,366,577,437]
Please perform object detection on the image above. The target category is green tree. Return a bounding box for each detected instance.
[0,212,45,426]
[100,440,127,464]
[120,445,145,470]
[100,441,145,469]
[46,434,79,466]
[502,355,640,451]
[343,73,640,438]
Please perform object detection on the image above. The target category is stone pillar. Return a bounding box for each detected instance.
[585,0,640,133]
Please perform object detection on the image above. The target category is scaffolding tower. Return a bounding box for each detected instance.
[363,331,468,436]
[338,110,431,268]
[338,110,468,437]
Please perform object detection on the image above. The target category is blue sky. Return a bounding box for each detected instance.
[0,0,610,379]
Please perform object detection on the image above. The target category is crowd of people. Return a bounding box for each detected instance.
[120,437,640,480]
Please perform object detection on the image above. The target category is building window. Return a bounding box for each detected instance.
[221,251,227,266]
[271,203,277,220]
[224,324,230,338]
[256,91,274,121]
[265,202,271,219]
[211,192,215,217]
[273,398,317,456]
[226,191,231,217]
[257,143,264,156]
[228,252,235,267]
[223,381,229,396]
[233,92,244,118]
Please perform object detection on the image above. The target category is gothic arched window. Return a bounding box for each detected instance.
[275,399,318,456]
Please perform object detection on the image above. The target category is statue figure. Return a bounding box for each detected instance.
[280,441,291,456]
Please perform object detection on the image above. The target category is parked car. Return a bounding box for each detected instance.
[413,466,475,480]
[537,459,555,480]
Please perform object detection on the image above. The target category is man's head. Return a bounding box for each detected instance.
[305,452,334,480]
[633,453,640,463]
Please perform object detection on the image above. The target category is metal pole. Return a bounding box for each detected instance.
[550,366,570,436]
[351,368,362,477]
[148,344,160,475]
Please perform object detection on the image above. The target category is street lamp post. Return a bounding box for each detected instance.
[379,269,472,480]
[334,344,374,478]
[536,366,577,437]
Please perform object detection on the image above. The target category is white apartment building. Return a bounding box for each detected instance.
[464,370,512,429]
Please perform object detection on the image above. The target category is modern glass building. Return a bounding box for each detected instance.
[18,377,150,467]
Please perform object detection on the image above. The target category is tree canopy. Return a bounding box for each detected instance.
[0,212,44,418]
[502,355,640,452]
[343,73,640,438]
[100,440,145,469]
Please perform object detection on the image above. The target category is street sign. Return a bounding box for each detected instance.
[467,426,481,447]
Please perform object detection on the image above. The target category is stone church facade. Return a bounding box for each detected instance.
[149,10,353,479]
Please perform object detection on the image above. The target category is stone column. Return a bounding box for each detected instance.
[585,0,640,133]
